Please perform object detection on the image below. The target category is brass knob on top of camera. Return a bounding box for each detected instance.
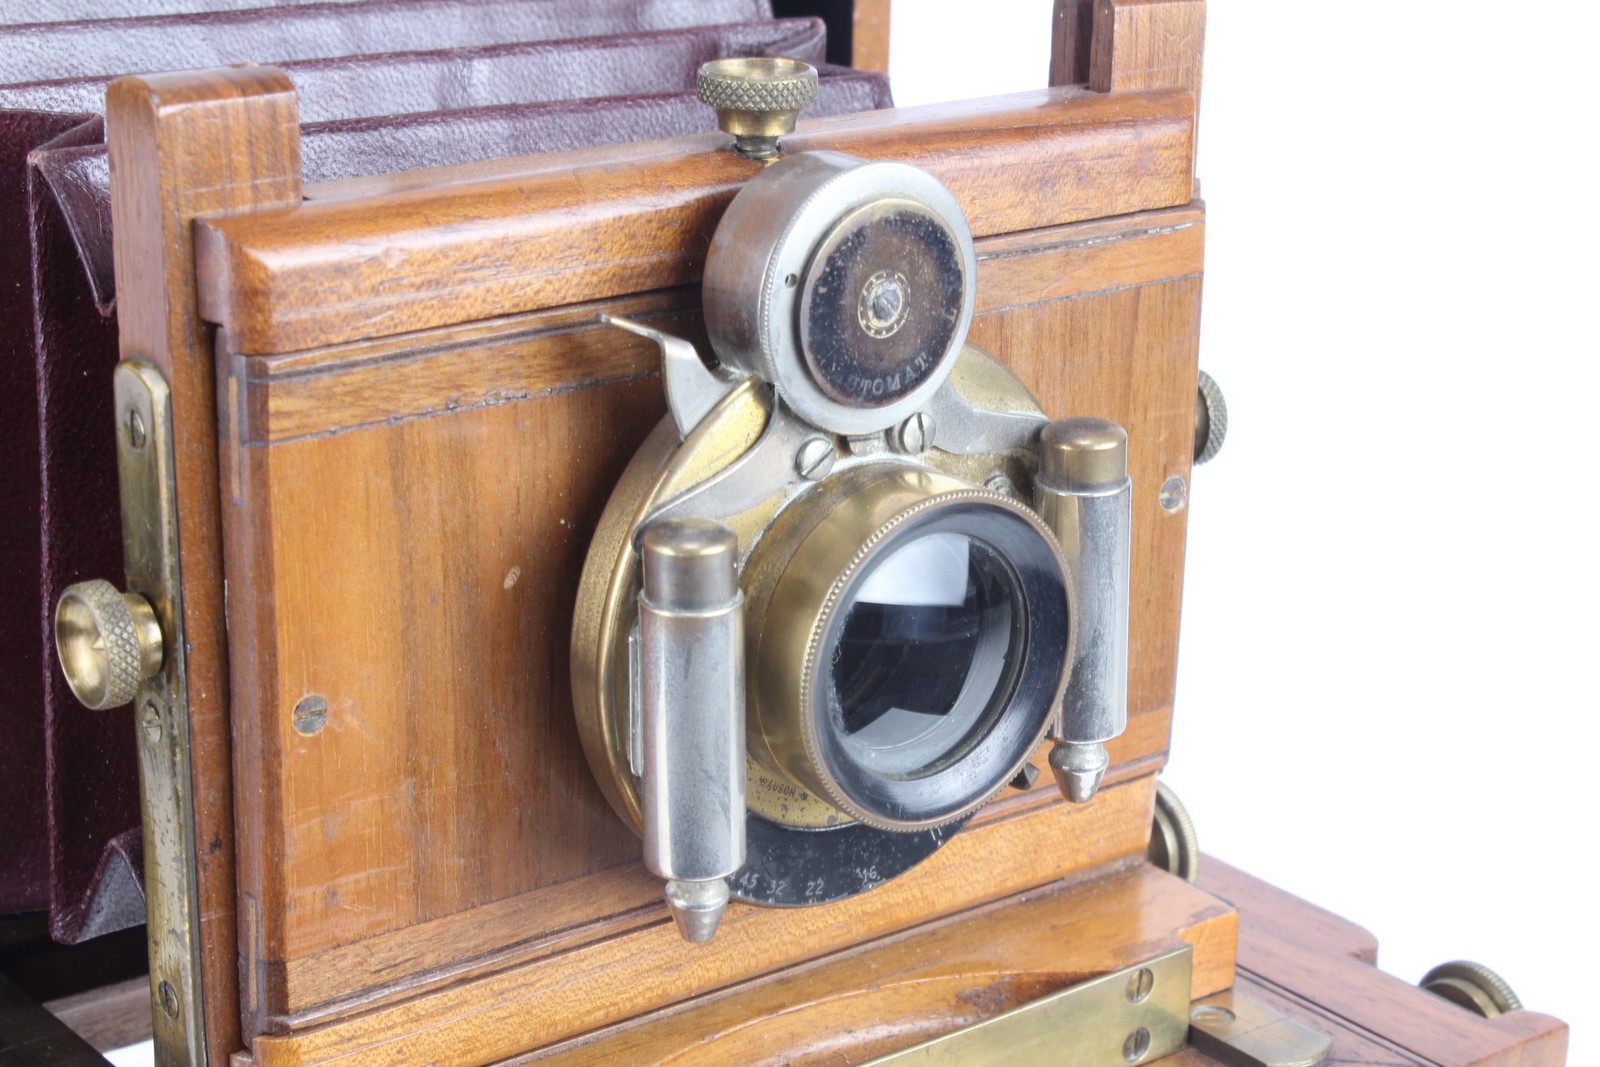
[696,57,818,160]
[55,579,164,710]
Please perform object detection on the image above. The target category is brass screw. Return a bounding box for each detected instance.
[1147,780,1200,883]
[158,979,180,1020]
[984,473,1018,498]
[1122,1027,1151,1063]
[1420,961,1523,1017]
[1193,369,1227,464]
[1158,475,1187,513]
[54,580,164,710]
[1125,967,1154,1003]
[127,408,147,450]
[141,699,163,745]
[293,694,329,736]
[895,411,935,454]
[795,437,836,481]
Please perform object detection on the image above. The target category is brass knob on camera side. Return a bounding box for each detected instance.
[55,579,164,710]
[1419,961,1524,1017]
[1194,369,1228,465]
[1147,780,1200,883]
[696,57,818,160]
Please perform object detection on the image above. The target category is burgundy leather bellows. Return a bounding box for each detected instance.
[1,0,890,943]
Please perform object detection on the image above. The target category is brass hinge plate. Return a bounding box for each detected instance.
[862,945,1192,1065]
[116,359,208,1067]
[1189,991,1333,1067]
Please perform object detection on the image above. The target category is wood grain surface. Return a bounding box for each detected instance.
[229,856,1577,1067]
[1052,0,1099,86]
[1089,0,1208,97]
[213,196,1205,1033]
[226,203,1201,446]
[271,781,1157,1033]
[105,52,1216,1063]
[42,978,153,1053]
[851,0,892,73]
[195,87,1196,354]
[105,66,304,1067]
[244,779,1223,1066]
[516,861,1235,1066]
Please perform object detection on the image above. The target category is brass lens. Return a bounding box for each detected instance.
[746,465,1072,831]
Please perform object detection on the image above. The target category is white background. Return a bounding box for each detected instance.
[895,0,1597,1058]
[108,3,1596,1062]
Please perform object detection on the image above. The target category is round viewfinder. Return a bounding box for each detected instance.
[799,200,965,408]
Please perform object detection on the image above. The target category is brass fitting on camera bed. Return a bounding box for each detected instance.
[50,360,208,1062]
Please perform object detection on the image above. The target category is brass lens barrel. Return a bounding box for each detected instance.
[749,465,1070,831]
[638,518,746,942]
[1034,418,1132,804]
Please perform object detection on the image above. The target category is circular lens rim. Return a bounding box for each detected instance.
[798,490,1071,831]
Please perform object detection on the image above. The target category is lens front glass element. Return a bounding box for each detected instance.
[829,533,1023,779]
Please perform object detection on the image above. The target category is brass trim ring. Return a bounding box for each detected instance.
[750,465,1073,831]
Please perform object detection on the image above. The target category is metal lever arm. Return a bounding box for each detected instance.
[602,314,738,440]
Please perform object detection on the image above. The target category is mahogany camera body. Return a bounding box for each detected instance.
[197,72,1213,1063]
[15,3,1568,1064]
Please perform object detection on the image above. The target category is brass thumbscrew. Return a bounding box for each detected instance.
[55,579,164,709]
[696,57,818,160]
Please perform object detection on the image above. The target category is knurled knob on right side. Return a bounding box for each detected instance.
[1419,961,1524,1017]
[696,57,818,160]
[1194,369,1228,465]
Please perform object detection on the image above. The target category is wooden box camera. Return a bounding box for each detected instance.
[26,3,1568,1065]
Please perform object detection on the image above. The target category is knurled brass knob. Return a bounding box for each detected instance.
[55,579,164,710]
[696,57,818,160]
[1147,780,1200,883]
[1420,961,1524,1017]
[1194,369,1228,465]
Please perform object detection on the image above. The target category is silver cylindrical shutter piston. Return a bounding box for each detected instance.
[638,519,746,942]
[1034,418,1132,805]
